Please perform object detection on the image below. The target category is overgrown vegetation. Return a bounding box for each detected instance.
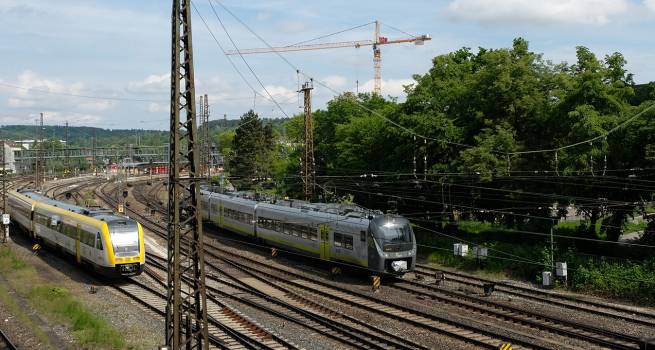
[29,286,125,348]
[0,245,125,349]
[215,38,655,302]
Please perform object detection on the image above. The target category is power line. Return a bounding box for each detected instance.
[0,82,165,103]
[205,0,291,118]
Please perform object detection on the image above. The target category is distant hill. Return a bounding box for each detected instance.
[0,125,168,148]
[207,117,289,131]
[0,117,290,148]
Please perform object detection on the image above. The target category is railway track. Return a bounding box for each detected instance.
[0,328,17,350]
[115,184,560,350]
[116,268,294,350]
[388,276,641,349]
[414,264,655,328]
[95,183,298,350]
[148,253,430,350]
[113,180,652,349]
[110,182,429,349]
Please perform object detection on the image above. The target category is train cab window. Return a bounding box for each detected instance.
[360,230,366,242]
[96,233,103,250]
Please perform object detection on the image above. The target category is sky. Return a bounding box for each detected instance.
[0,0,654,130]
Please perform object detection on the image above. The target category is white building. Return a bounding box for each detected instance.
[1,141,17,173]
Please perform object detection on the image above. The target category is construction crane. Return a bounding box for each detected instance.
[225,20,431,95]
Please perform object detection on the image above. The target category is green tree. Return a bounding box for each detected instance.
[229,110,275,190]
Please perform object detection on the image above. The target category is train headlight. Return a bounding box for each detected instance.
[391,260,408,272]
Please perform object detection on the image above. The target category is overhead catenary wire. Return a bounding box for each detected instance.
[212,0,655,160]
[205,0,291,118]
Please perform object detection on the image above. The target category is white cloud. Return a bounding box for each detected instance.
[7,97,35,108]
[359,79,414,97]
[322,75,348,89]
[147,102,168,113]
[78,100,114,112]
[2,70,121,117]
[645,0,655,12]
[260,85,297,102]
[34,111,102,124]
[278,20,307,34]
[447,0,629,25]
[256,12,272,21]
[127,73,170,94]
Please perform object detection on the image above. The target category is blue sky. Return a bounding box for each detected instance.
[0,0,654,130]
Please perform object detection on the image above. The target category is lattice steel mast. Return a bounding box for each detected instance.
[166,0,209,348]
[65,121,70,176]
[300,80,315,201]
[203,94,210,179]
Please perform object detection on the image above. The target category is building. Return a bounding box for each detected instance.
[1,141,18,173]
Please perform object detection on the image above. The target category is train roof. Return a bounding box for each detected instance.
[20,190,116,218]
[201,189,381,219]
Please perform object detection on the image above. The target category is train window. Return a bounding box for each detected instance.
[334,233,343,247]
[343,235,353,249]
[360,230,366,242]
[96,233,103,250]
[334,232,353,250]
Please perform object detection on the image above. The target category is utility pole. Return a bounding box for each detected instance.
[166,0,209,348]
[203,94,210,179]
[65,121,70,177]
[1,140,6,211]
[1,140,7,243]
[34,119,39,189]
[92,130,97,176]
[35,113,44,190]
[300,80,315,201]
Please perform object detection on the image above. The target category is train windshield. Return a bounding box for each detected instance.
[377,223,413,243]
[370,216,413,244]
[108,220,140,257]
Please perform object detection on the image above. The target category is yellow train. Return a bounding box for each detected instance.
[7,189,145,277]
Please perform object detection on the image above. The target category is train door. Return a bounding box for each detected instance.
[319,224,330,260]
[30,208,36,240]
[218,199,224,228]
[75,224,81,264]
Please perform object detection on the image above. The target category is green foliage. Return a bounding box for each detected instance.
[229,110,276,190]
[29,286,125,348]
[0,246,27,271]
[0,125,167,148]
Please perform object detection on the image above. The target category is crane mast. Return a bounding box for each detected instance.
[225,20,430,95]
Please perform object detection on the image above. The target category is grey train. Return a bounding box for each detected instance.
[201,190,416,274]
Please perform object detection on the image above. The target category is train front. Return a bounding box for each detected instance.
[368,215,417,274]
[105,218,145,276]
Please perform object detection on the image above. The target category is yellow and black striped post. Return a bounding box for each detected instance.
[271,248,278,257]
[32,243,41,255]
[371,275,381,291]
[499,343,512,350]
[331,266,341,275]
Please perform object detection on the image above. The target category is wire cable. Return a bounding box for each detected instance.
[205,0,291,118]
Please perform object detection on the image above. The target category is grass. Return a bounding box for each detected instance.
[0,245,27,272]
[0,245,125,349]
[28,286,125,349]
[416,223,655,305]
[623,220,647,233]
